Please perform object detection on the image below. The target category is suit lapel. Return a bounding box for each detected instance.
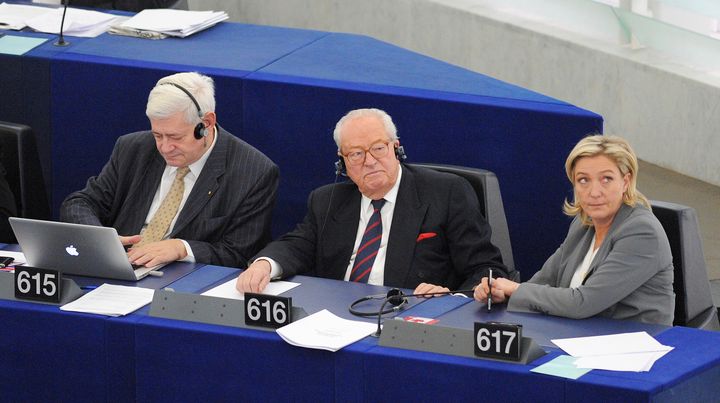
[324,186,361,279]
[559,226,594,288]
[580,204,633,284]
[171,128,226,236]
[124,152,164,234]
[384,167,426,287]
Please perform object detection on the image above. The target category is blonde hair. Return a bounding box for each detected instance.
[563,134,650,225]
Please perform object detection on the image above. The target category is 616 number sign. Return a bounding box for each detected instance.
[244,293,292,329]
[474,321,522,361]
[15,266,62,303]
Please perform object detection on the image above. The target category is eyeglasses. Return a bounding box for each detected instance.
[340,142,392,166]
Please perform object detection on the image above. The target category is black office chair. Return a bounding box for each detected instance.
[409,163,518,281]
[651,200,720,330]
[0,121,51,221]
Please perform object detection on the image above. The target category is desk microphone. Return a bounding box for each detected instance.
[54,0,70,47]
[349,288,473,336]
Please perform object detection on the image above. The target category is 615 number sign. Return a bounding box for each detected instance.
[244,293,292,329]
[15,266,62,303]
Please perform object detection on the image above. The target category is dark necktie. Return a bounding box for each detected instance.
[350,199,385,283]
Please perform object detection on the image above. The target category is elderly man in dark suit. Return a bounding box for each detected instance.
[236,108,512,295]
[61,72,278,268]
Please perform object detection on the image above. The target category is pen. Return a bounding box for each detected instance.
[81,285,98,291]
[0,256,14,268]
[487,269,493,312]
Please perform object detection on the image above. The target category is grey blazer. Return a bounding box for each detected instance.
[60,127,279,267]
[508,204,674,325]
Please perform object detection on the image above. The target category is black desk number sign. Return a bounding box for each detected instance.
[14,266,62,303]
[474,322,522,361]
[244,293,292,329]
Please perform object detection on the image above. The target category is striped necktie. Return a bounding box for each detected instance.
[350,199,386,283]
[138,166,190,245]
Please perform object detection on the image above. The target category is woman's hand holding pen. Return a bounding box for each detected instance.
[474,277,519,304]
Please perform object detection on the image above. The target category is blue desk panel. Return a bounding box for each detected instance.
[0,30,89,194]
[0,299,106,401]
[0,264,718,402]
[256,33,566,105]
[0,253,204,402]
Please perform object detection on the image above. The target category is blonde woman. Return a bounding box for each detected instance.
[474,135,674,325]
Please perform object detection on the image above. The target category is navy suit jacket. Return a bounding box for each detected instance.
[60,127,279,267]
[259,164,511,290]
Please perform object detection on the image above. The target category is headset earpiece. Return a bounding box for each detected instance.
[348,288,408,317]
[194,122,207,139]
[386,288,406,306]
[334,158,346,176]
[394,145,407,161]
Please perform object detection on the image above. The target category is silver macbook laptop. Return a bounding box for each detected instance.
[9,217,164,281]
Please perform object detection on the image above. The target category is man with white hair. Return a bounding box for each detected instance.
[236,108,512,295]
[61,72,278,268]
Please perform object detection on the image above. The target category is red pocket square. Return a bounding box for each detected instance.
[416,232,437,242]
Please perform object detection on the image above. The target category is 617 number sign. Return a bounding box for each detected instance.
[474,321,522,361]
[14,266,61,303]
[244,293,292,329]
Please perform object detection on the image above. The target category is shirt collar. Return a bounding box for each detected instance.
[360,164,402,212]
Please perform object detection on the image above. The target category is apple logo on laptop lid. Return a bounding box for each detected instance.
[65,245,79,256]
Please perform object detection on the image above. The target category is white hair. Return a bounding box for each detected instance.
[333,108,398,149]
[146,72,215,124]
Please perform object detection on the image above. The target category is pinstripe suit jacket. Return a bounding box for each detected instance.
[60,127,279,267]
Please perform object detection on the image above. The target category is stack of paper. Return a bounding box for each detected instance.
[0,3,121,37]
[551,331,674,372]
[27,7,120,37]
[0,3,50,30]
[60,284,155,316]
[115,9,228,39]
[276,309,377,352]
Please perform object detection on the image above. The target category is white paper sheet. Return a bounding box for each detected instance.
[276,309,377,352]
[0,251,27,265]
[201,278,300,300]
[0,3,53,30]
[552,331,674,372]
[60,284,154,316]
[552,331,670,357]
[573,349,673,372]
[26,7,120,37]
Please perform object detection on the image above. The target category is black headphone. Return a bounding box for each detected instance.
[334,143,407,176]
[348,288,408,317]
[158,82,207,140]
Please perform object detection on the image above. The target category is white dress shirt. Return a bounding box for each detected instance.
[570,235,599,288]
[342,166,402,285]
[263,166,404,285]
